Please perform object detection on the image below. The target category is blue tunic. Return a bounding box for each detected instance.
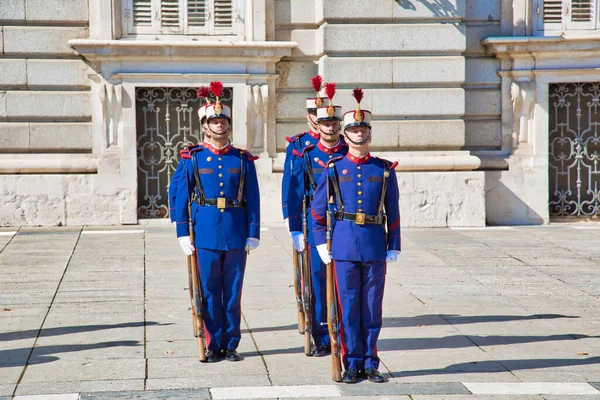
[174,143,260,250]
[281,130,320,220]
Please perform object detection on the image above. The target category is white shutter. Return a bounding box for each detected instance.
[538,0,564,31]
[160,0,181,30]
[566,0,597,29]
[187,0,206,27]
[214,0,233,29]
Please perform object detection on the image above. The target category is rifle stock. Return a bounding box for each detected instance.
[302,196,313,356]
[188,203,207,362]
[292,246,305,334]
[326,209,343,381]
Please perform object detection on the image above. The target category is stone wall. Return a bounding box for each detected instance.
[0,0,94,226]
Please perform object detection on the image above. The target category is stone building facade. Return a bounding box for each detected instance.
[0,0,596,226]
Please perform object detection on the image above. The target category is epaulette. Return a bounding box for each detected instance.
[180,149,192,160]
[285,131,307,143]
[189,145,204,154]
[327,156,344,167]
[291,144,315,158]
[240,148,259,161]
[375,156,398,170]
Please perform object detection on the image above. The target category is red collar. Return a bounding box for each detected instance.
[346,152,371,164]
[205,141,231,155]
[308,130,319,139]
[317,140,343,155]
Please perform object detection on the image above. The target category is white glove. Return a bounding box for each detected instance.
[291,231,305,252]
[178,236,195,256]
[284,218,291,235]
[386,250,400,263]
[245,238,260,252]
[316,243,331,265]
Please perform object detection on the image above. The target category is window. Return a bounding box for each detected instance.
[122,0,243,36]
[537,0,598,33]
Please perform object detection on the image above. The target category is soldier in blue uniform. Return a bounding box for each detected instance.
[312,88,401,383]
[169,87,212,222]
[281,75,324,226]
[287,82,347,356]
[175,81,260,363]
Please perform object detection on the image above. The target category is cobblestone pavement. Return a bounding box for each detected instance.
[3,223,600,399]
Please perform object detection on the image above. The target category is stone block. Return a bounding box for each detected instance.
[398,120,465,150]
[465,57,501,86]
[393,0,465,19]
[276,91,311,120]
[6,91,91,119]
[66,194,121,225]
[393,56,464,85]
[0,123,29,150]
[0,92,6,120]
[3,27,88,56]
[465,23,502,55]
[370,121,399,148]
[0,0,25,21]
[26,0,89,22]
[323,23,466,54]
[398,170,485,227]
[275,0,316,25]
[465,119,502,148]
[276,61,318,89]
[465,0,500,21]
[0,59,27,88]
[275,121,309,151]
[371,88,465,118]
[324,0,393,20]
[27,60,89,88]
[29,123,92,151]
[290,28,322,57]
[319,56,394,85]
[465,89,501,117]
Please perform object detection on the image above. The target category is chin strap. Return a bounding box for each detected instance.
[319,126,342,137]
[208,127,231,137]
[345,131,372,146]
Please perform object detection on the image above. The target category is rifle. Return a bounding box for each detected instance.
[188,202,207,362]
[301,195,313,356]
[326,207,342,381]
[292,246,305,334]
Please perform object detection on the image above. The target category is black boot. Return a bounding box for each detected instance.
[312,345,331,357]
[342,369,359,384]
[205,350,220,363]
[364,368,385,383]
[225,348,241,361]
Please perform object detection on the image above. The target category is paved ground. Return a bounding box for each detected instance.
[3,222,600,399]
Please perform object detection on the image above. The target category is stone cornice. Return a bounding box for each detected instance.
[483,35,600,59]
[68,39,297,63]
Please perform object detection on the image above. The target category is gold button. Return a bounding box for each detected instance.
[358,200,363,204]
[218,165,223,169]
[218,157,222,161]
[329,155,333,158]
[358,209,363,212]
[357,182,362,186]
[220,209,225,213]
[358,191,363,195]
[219,174,223,178]
[220,191,224,195]
[357,166,362,170]
[358,174,362,178]
[220,182,224,187]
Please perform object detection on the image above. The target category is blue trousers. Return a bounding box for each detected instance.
[196,248,246,352]
[334,260,386,371]
[308,245,330,347]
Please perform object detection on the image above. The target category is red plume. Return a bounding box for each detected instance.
[196,86,210,99]
[209,81,224,98]
[352,88,364,104]
[325,82,336,100]
[311,75,323,93]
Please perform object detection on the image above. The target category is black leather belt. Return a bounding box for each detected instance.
[196,198,245,209]
[334,211,385,225]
